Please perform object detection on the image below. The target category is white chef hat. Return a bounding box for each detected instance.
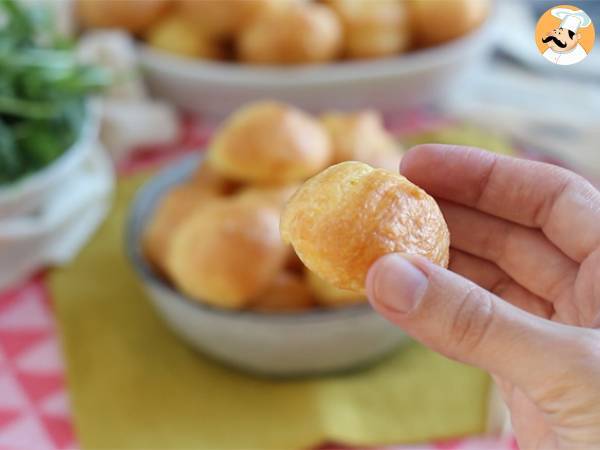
[551,8,592,33]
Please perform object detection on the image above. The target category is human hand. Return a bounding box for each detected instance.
[366,145,600,450]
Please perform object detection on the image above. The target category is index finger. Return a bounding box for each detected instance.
[400,144,600,262]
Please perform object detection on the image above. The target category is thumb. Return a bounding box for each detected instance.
[366,253,584,391]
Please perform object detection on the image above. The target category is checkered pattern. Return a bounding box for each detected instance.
[0,272,519,450]
[0,274,74,450]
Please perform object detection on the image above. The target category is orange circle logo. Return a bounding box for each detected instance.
[535,4,594,65]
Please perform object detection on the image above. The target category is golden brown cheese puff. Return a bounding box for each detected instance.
[143,182,216,273]
[284,248,306,274]
[408,0,490,47]
[145,13,224,59]
[178,0,282,40]
[208,101,332,184]
[361,135,404,173]
[236,184,302,281]
[306,270,364,308]
[191,162,242,196]
[77,0,170,34]
[280,161,449,293]
[327,0,409,59]
[320,110,404,170]
[167,197,288,309]
[249,271,315,312]
[237,184,300,210]
[237,3,343,65]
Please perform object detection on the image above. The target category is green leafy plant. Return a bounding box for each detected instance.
[0,0,110,185]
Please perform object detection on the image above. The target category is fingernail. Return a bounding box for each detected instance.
[367,254,428,313]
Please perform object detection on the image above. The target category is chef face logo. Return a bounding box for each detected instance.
[535,5,594,65]
[542,27,579,52]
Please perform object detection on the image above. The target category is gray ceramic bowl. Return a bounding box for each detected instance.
[139,12,495,118]
[126,154,407,376]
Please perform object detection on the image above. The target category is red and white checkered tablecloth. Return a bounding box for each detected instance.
[0,273,519,450]
[0,113,520,450]
[0,274,74,450]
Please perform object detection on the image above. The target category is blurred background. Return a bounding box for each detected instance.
[0,1,598,449]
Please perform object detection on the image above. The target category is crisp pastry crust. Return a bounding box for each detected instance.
[284,249,305,275]
[142,183,216,273]
[167,197,287,308]
[208,101,332,184]
[249,271,315,312]
[326,0,410,59]
[281,161,450,293]
[237,3,343,64]
[191,162,241,196]
[237,184,300,210]
[320,110,404,170]
[408,0,490,47]
[361,135,404,173]
[146,15,224,59]
[178,0,281,39]
[306,270,365,307]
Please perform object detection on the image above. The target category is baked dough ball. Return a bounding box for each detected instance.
[238,184,299,209]
[280,161,449,293]
[327,0,409,59]
[408,0,490,47]
[167,197,288,309]
[249,271,314,312]
[320,110,403,170]
[145,14,224,59]
[143,182,215,273]
[77,0,170,34]
[191,162,241,196]
[284,249,305,274]
[178,0,281,39]
[361,136,403,172]
[208,102,332,184]
[238,184,302,282]
[237,3,342,64]
[306,270,365,307]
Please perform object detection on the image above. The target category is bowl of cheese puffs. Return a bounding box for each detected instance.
[127,101,413,376]
[77,0,494,116]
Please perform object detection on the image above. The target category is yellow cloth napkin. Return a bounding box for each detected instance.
[49,171,490,450]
